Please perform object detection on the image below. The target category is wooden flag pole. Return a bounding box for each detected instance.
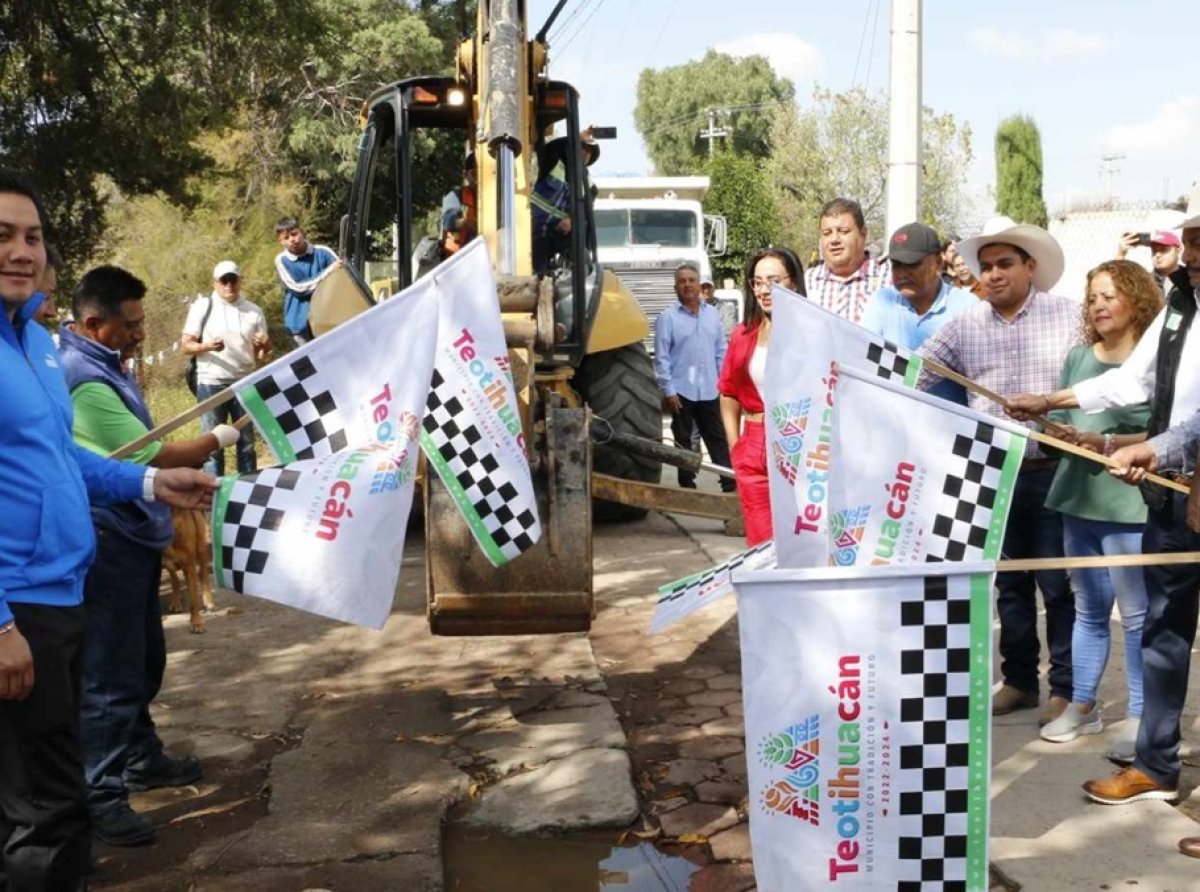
[921,357,1188,496]
[108,385,238,460]
[998,551,1200,573]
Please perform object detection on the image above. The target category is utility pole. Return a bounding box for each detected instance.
[1099,153,1124,209]
[699,108,729,158]
[885,0,922,241]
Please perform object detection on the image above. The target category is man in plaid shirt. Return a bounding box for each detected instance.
[916,217,1082,726]
[803,197,891,324]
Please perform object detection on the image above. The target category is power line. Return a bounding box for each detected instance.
[863,0,884,90]
[556,0,609,56]
[850,0,877,90]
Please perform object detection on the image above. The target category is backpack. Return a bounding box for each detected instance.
[184,297,214,396]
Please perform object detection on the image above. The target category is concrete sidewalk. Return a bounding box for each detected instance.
[674,507,1200,891]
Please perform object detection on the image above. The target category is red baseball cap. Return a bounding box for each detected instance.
[1150,231,1182,247]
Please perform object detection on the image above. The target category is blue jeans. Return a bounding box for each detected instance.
[197,381,256,477]
[995,467,1075,698]
[1062,514,1147,713]
[80,529,166,814]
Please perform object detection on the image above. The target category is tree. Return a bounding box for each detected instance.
[765,87,973,264]
[634,51,795,175]
[703,152,781,284]
[994,114,1048,228]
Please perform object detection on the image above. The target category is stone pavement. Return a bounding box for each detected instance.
[92,495,1200,890]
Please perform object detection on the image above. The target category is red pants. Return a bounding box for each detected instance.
[731,421,772,546]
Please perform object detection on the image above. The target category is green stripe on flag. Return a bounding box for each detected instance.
[967,571,993,889]
[903,355,923,388]
[211,476,237,590]
[420,430,507,566]
[240,385,297,464]
[983,435,1025,560]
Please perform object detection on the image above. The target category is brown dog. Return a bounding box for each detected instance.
[162,507,213,634]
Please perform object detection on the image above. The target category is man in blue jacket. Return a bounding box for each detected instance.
[273,216,339,345]
[0,170,217,890]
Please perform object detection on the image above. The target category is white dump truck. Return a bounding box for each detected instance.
[592,176,732,350]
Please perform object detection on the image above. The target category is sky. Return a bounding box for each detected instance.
[527,0,1198,220]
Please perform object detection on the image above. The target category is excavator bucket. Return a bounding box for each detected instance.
[425,402,593,635]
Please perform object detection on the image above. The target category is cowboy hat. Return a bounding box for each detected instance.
[956,216,1065,293]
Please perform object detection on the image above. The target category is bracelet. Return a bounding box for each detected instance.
[0,621,15,636]
[142,467,159,502]
[1103,434,1117,457]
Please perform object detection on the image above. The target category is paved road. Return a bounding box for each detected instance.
[92,501,1200,890]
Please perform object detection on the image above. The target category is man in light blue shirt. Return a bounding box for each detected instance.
[861,222,979,404]
[654,263,735,491]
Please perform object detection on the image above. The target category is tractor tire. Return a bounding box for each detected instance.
[573,342,663,523]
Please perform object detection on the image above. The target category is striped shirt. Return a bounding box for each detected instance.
[803,252,891,324]
[916,289,1083,457]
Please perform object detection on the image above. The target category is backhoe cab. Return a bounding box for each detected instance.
[335,1,664,635]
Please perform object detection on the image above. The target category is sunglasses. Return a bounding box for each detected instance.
[218,275,240,285]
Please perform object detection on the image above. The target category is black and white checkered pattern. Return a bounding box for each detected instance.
[218,468,300,593]
[657,539,776,607]
[896,574,973,891]
[925,422,1012,562]
[865,339,913,383]
[423,370,538,559]
[252,355,349,460]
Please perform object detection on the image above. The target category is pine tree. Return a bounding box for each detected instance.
[995,115,1048,227]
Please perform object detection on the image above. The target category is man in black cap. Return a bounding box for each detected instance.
[860,223,977,404]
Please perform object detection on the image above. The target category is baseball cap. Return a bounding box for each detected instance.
[1150,230,1182,247]
[212,260,242,279]
[700,276,715,287]
[886,223,942,264]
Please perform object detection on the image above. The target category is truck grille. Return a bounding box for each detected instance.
[606,267,678,353]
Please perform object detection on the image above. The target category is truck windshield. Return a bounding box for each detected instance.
[594,209,698,249]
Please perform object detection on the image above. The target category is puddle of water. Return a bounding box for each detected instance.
[443,825,701,891]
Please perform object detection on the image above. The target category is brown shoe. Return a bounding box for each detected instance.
[992,685,1038,716]
[1038,695,1070,727]
[1179,837,1200,859]
[1082,766,1178,805]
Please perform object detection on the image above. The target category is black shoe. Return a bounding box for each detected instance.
[123,753,203,792]
[93,802,155,847]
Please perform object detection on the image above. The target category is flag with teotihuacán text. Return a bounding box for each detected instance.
[735,563,994,891]
[214,283,440,628]
[418,238,542,566]
[827,366,1025,567]
[764,285,924,568]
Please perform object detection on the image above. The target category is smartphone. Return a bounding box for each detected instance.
[590,126,617,140]
[1135,232,1152,247]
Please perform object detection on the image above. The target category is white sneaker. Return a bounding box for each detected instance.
[1040,702,1103,743]
[1108,717,1140,764]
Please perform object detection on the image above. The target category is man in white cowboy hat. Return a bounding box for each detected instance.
[916,215,1082,725]
[1007,215,1200,820]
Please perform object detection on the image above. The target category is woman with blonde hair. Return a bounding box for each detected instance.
[1031,260,1163,759]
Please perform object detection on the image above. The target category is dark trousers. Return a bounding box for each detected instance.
[80,530,166,816]
[994,467,1074,698]
[0,603,90,892]
[1135,494,1200,786]
[669,397,735,492]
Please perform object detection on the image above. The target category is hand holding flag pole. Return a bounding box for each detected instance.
[919,357,1188,496]
[108,385,238,459]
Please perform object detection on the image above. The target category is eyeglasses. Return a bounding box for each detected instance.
[218,275,240,285]
[750,275,790,291]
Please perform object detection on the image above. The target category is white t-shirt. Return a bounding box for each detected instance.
[183,293,268,385]
[748,344,768,393]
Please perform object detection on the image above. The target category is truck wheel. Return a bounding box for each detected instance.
[574,342,662,522]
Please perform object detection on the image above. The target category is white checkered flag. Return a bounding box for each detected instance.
[419,240,542,566]
[827,364,1028,566]
[765,285,926,568]
[232,269,441,462]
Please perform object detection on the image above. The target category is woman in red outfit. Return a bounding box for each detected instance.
[718,247,805,545]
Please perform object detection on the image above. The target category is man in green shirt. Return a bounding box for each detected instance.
[58,266,240,847]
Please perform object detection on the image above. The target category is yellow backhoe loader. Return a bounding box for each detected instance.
[317,0,738,635]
